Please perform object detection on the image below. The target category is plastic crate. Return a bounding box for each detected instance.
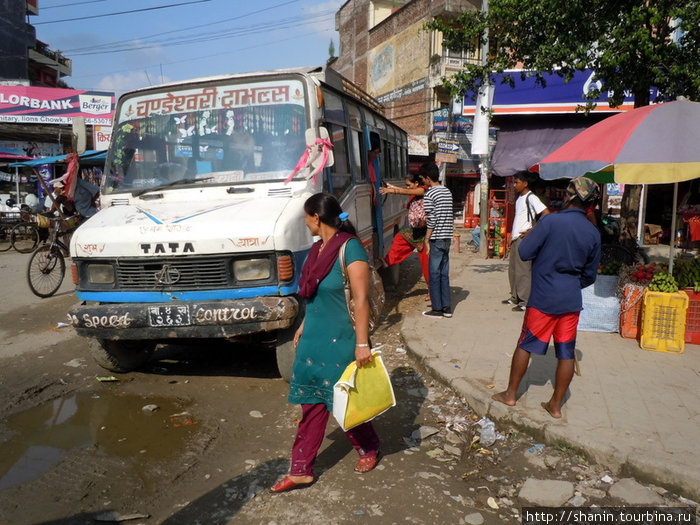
[683,289,700,345]
[620,283,645,339]
[640,290,689,353]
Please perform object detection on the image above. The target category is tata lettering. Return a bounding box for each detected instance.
[140,242,195,254]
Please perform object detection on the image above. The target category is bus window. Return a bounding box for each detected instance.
[323,90,345,124]
[383,141,394,180]
[327,123,351,199]
[348,103,362,130]
[349,130,364,182]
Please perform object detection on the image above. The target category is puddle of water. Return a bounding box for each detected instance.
[0,391,195,491]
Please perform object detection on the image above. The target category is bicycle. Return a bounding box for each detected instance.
[26,216,75,298]
[600,242,650,266]
[0,210,22,252]
[599,214,650,266]
[10,211,42,253]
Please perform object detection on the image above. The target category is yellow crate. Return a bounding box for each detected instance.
[640,290,689,353]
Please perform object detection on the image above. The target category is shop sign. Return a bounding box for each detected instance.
[0,86,115,124]
[435,152,457,163]
[461,68,660,115]
[438,139,460,155]
[93,126,113,150]
[408,134,429,156]
[436,132,481,162]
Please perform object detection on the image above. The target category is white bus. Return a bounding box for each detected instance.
[68,65,409,379]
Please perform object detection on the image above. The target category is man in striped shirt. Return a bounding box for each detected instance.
[421,162,454,318]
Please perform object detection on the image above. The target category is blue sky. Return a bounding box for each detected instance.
[33,0,343,96]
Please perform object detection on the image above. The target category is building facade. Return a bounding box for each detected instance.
[334,0,480,143]
[1,0,71,86]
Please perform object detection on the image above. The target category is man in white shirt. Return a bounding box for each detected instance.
[503,171,549,311]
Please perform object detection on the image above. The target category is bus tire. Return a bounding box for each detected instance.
[275,337,296,383]
[275,311,304,382]
[90,339,156,373]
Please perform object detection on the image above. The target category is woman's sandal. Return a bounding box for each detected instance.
[354,454,379,473]
[269,476,313,493]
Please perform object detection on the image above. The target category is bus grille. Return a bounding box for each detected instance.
[116,256,230,290]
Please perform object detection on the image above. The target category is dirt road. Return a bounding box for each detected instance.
[1,251,694,524]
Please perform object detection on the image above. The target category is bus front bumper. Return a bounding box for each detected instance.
[68,296,299,340]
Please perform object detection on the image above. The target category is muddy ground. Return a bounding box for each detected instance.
[0,252,697,525]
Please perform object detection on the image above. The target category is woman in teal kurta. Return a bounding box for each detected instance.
[288,236,365,406]
[271,193,381,493]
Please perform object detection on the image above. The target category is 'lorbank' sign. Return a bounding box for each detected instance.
[0,86,115,124]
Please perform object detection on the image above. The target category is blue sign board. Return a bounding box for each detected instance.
[462,69,660,115]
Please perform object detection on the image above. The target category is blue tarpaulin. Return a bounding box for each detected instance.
[8,150,106,167]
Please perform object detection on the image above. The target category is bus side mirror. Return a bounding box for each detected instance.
[305,127,334,173]
[72,117,87,154]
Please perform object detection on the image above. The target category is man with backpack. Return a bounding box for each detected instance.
[503,171,549,311]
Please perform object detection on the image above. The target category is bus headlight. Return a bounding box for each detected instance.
[87,264,115,284]
[233,258,271,281]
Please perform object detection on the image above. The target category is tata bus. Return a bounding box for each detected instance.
[67,65,409,379]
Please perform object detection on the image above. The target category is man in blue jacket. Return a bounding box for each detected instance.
[492,177,601,418]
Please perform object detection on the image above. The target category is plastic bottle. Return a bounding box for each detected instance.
[480,418,496,447]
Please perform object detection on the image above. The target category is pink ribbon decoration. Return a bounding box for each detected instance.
[284,138,334,185]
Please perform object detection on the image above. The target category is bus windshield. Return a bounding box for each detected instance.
[103,78,308,193]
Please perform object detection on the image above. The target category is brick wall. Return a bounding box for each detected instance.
[335,0,479,138]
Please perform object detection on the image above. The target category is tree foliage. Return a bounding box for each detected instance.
[426,0,700,109]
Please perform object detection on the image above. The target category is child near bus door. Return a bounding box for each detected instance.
[379,173,430,300]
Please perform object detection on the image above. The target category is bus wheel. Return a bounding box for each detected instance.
[90,339,156,373]
[275,327,297,383]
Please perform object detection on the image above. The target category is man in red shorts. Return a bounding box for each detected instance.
[492,177,601,418]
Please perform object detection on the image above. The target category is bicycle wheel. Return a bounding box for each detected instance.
[11,223,40,253]
[27,245,66,298]
[0,225,11,252]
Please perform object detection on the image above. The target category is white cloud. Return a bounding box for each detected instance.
[95,71,171,98]
[303,0,343,36]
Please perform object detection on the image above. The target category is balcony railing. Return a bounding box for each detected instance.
[429,54,480,81]
[28,45,72,78]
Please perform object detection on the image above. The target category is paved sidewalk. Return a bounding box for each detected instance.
[399,236,700,501]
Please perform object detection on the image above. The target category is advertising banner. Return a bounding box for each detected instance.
[0,86,115,125]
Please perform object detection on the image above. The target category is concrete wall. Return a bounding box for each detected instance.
[0,0,36,81]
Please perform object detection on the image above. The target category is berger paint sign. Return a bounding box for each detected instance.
[0,86,115,124]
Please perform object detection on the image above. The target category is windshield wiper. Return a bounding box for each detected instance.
[131,177,213,197]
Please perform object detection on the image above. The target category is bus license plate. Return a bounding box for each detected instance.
[148,306,191,327]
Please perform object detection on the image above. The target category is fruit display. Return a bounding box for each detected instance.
[648,272,679,293]
[598,260,622,275]
[672,257,700,292]
[627,263,660,284]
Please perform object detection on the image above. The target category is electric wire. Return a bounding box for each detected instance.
[67,10,335,56]
[42,0,109,9]
[34,0,213,25]
[61,0,301,53]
